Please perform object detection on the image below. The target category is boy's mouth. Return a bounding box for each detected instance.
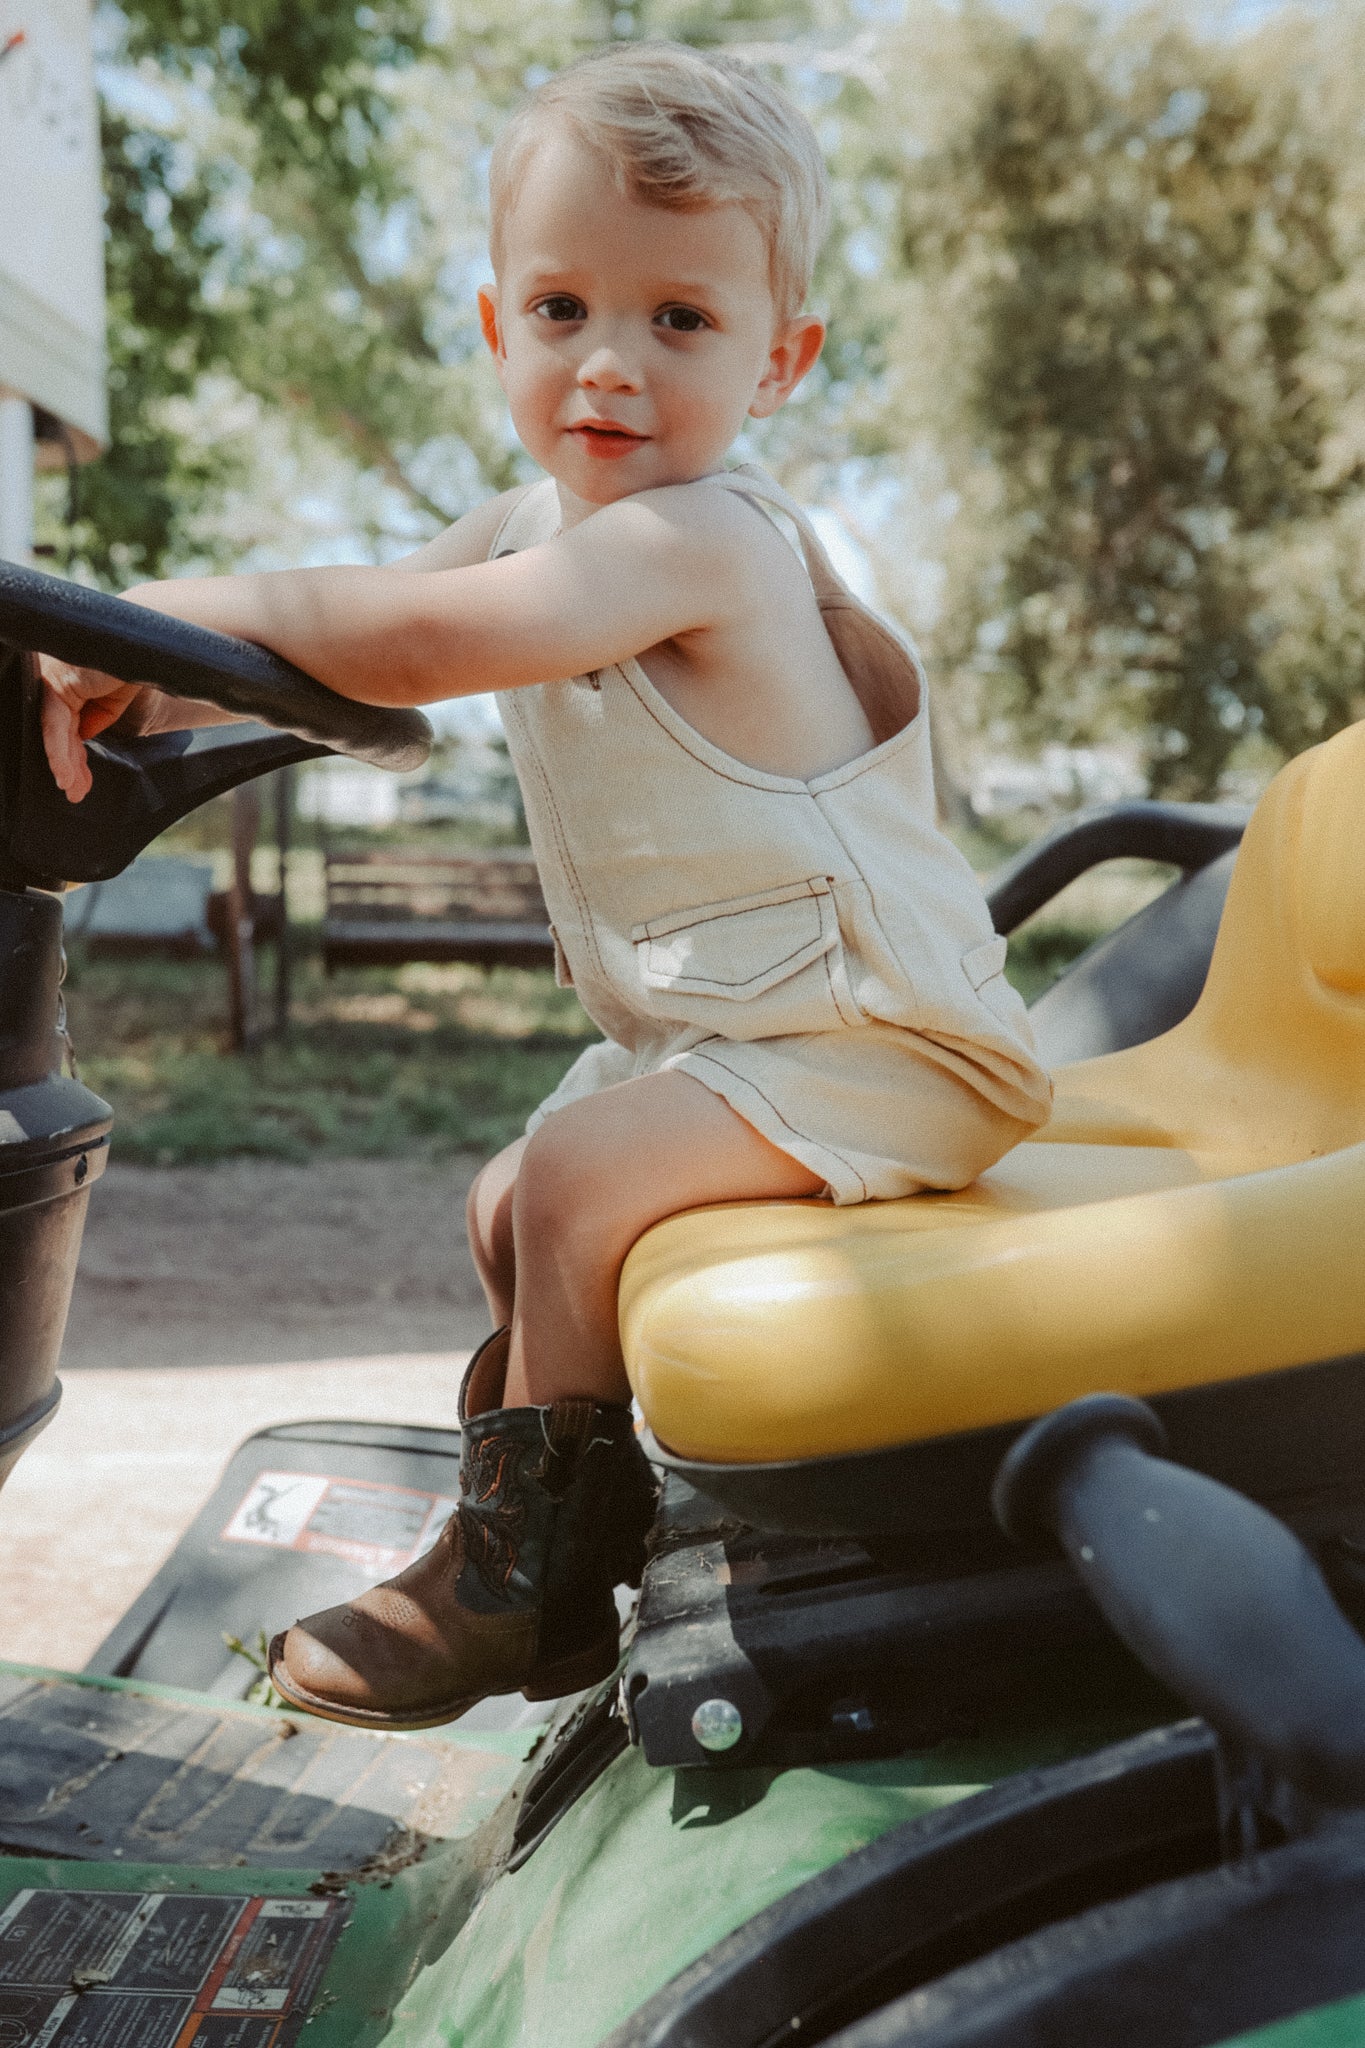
[569,421,648,460]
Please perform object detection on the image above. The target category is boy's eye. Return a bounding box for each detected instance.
[655,305,710,334]
[533,295,585,323]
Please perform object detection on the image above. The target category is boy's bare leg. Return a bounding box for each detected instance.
[270,1072,812,1724]
[503,1070,824,1410]
[466,1136,525,1325]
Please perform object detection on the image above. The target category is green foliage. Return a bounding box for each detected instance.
[67,950,595,1163]
[49,0,846,586]
[69,100,233,579]
[222,1629,285,1709]
[1002,919,1097,1008]
[856,6,1365,797]
[44,0,1365,799]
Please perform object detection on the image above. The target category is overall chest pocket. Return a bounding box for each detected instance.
[631,877,859,1038]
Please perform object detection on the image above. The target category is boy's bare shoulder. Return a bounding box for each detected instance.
[624,476,773,536]
[597,478,803,592]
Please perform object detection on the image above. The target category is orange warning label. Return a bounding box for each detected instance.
[0,1888,346,2046]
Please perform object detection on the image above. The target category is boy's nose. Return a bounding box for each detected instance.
[577,344,642,395]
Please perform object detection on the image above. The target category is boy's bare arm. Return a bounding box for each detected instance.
[80,484,744,708]
[40,488,528,800]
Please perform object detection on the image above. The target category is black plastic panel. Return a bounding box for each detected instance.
[86,1420,467,1698]
[994,1396,1365,1812]
[0,886,111,1494]
[0,1666,510,1873]
[985,801,1246,936]
[823,1821,1365,2048]
[85,1417,559,1740]
[650,1349,1365,1542]
[623,1481,1167,1770]
[1028,852,1235,1064]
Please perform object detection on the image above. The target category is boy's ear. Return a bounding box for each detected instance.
[749,314,825,420]
[477,286,505,364]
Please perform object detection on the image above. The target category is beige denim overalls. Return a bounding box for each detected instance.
[489,466,1052,1204]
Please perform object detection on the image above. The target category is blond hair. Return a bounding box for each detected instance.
[489,43,829,324]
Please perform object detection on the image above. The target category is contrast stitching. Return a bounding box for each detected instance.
[709,474,924,750]
[812,803,926,1028]
[962,937,1009,991]
[637,876,823,940]
[807,703,926,791]
[503,697,608,986]
[685,1048,870,1203]
[620,660,811,793]
[823,941,864,1029]
[713,470,843,602]
[638,883,837,996]
[642,937,826,995]
[642,928,831,994]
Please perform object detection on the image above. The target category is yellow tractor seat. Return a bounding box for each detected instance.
[620,719,1365,1535]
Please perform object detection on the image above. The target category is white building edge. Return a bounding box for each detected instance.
[0,0,107,563]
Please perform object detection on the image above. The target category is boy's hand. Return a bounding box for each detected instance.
[38,654,148,804]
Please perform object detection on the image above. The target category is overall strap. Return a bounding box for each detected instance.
[712,464,853,608]
[488,476,561,559]
[711,464,925,746]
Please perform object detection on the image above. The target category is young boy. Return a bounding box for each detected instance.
[41,44,1052,1729]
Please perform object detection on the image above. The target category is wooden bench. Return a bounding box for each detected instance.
[321,847,555,973]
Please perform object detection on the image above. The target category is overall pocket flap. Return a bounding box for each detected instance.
[962,934,1009,991]
[633,878,839,1000]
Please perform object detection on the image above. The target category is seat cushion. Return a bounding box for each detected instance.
[623,726,1365,1473]
[620,1140,1365,1464]
[1037,723,1365,1167]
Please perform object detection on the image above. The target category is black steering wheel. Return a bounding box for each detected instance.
[0,558,432,773]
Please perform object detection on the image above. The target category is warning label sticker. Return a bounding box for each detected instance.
[220,1471,456,1578]
[0,1891,346,2047]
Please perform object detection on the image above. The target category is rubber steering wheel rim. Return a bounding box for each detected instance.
[0,558,432,773]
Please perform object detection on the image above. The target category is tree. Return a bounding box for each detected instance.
[42,0,855,584]
[53,0,1365,802]
[840,5,1362,799]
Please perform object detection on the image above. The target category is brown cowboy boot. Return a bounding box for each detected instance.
[266,1329,659,1730]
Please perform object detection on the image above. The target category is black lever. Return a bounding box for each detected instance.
[993,1394,1365,1810]
[985,801,1247,936]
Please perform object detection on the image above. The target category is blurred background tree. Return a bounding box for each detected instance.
[836,3,1365,800]
[43,0,1365,804]
[52,0,840,588]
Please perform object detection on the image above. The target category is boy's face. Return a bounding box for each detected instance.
[479,126,824,519]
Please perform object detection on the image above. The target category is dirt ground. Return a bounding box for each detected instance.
[0,1159,498,1671]
[62,1156,497,1371]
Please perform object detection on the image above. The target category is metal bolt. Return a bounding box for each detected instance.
[691,1697,743,1753]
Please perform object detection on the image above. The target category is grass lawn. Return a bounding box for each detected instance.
[64,857,1166,1165]
[66,951,599,1166]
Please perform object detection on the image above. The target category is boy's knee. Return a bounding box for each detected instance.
[517,1108,635,1249]
[466,1163,490,1246]
[467,1156,516,1275]
[516,1114,585,1222]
